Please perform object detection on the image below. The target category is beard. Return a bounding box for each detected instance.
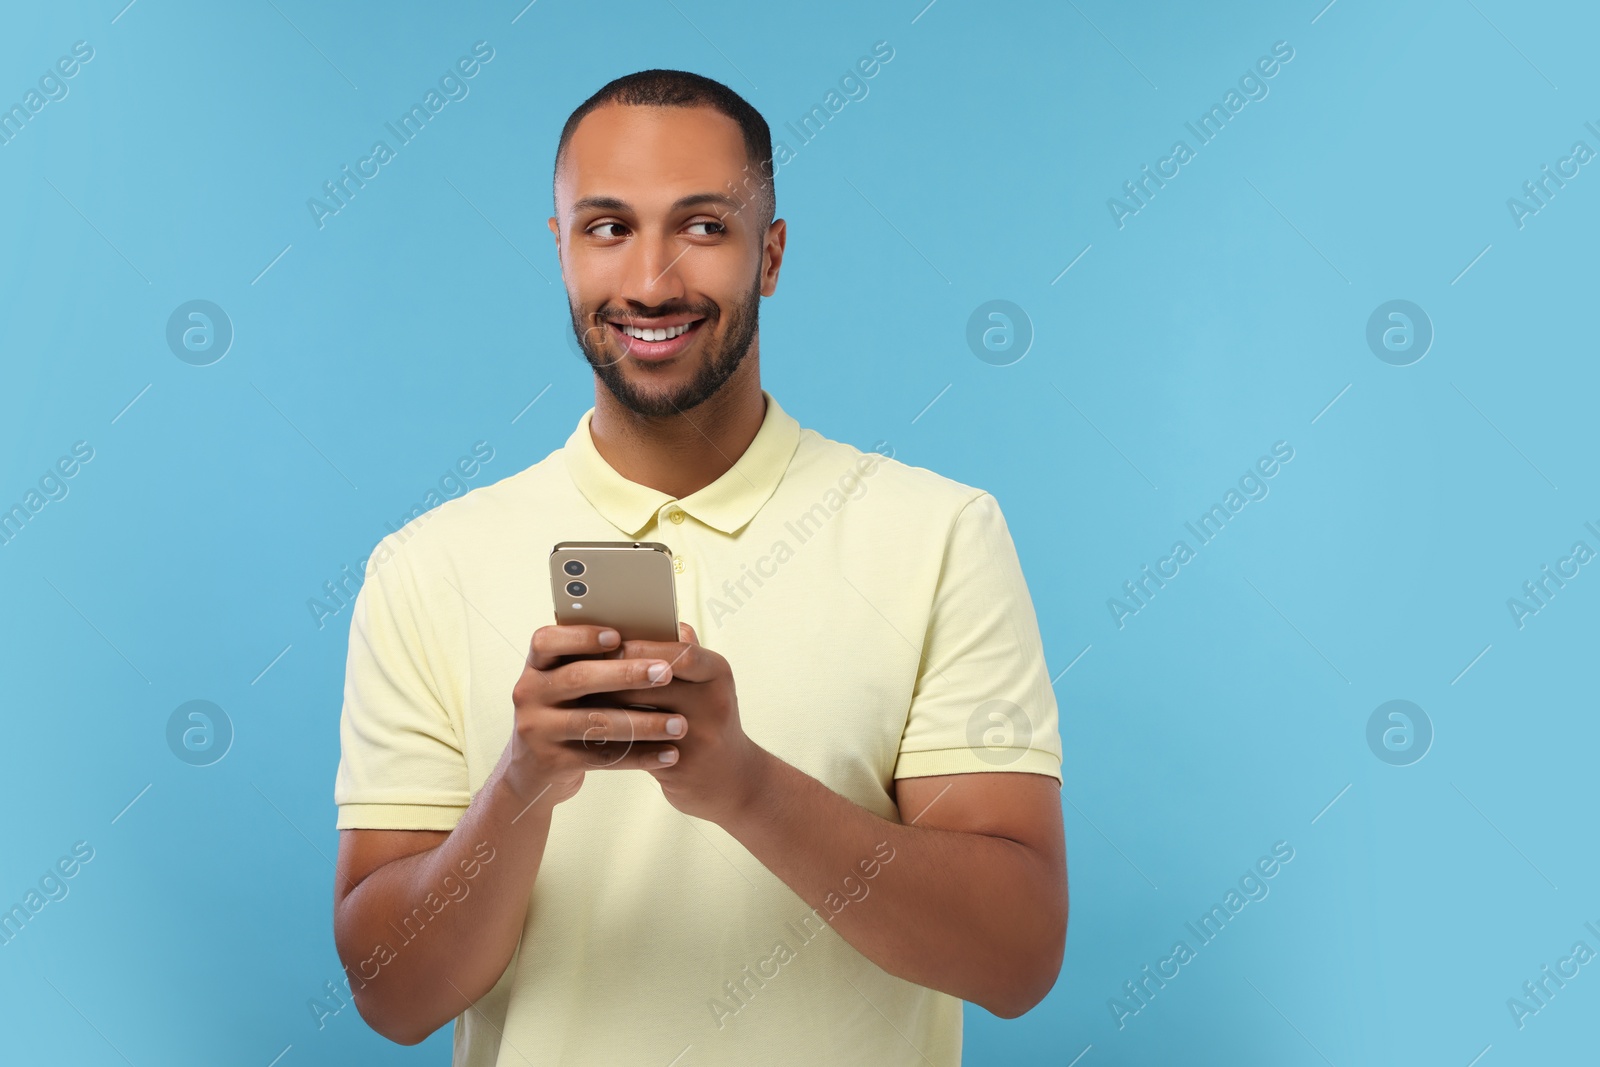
[568,277,762,419]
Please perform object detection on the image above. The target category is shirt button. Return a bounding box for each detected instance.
[668,507,686,525]
[672,555,685,574]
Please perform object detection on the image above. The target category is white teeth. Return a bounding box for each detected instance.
[622,322,691,341]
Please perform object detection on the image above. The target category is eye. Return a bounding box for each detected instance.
[587,221,629,239]
[685,219,726,237]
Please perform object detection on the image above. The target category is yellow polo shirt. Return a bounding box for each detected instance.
[334,389,1062,1066]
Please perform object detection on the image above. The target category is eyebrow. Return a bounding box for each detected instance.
[570,192,745,217]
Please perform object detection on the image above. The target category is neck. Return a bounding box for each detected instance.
[587,354,766,500]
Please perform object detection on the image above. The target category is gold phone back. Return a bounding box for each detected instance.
[549,541,680,642]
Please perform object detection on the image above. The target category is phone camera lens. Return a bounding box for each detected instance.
[566,580,588,597]
[563,559,585,577]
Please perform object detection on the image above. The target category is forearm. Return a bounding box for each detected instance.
[719,749,1064,1016]
[336,761,553,1044]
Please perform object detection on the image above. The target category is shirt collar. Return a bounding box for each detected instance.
[561,389,802,538]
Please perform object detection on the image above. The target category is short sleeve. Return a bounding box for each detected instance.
[334,535,472,830]
[892,492,1063,783]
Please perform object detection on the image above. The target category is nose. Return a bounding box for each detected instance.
[616,228,689,308]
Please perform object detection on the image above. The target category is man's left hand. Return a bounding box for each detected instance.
[610,622,765,822]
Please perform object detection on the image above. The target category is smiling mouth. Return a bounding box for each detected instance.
[601,317,707,361]
[617,321,696,342]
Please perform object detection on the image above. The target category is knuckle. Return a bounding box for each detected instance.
[567,659,595,687]
[513,667,554,706]
[512,676,538,707]
[512,706,542,745]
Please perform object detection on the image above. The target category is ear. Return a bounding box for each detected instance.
[759,218,786,297]
[548,216,563,255]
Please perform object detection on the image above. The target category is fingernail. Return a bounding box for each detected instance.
[666,717,684,736]
[647,662,669,683]
[658,749,677,764]
[598,630,620,648]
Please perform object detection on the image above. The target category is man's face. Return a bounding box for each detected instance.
[548,104,784,418]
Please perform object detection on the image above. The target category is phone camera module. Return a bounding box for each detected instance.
[563,559,585,577]
[566,580,588,597]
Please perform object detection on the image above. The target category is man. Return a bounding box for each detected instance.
[332,69,1066,1065]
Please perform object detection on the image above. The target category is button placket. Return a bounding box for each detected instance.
[661,505,696,631]
[661,504,688,574]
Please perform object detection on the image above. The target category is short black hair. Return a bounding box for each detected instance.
[553,69,775,232]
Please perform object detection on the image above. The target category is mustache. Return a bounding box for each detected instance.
[594,300,719,324]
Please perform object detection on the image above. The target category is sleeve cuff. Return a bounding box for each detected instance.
[892,746,1062,783]
[336,802,469,831]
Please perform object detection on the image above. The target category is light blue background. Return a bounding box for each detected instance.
[2,0,1596,1063]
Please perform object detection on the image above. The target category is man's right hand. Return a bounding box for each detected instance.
[503,624,686,810]
[336,621,679,1044]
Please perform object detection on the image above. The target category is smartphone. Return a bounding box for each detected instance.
[549,541,680,643]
